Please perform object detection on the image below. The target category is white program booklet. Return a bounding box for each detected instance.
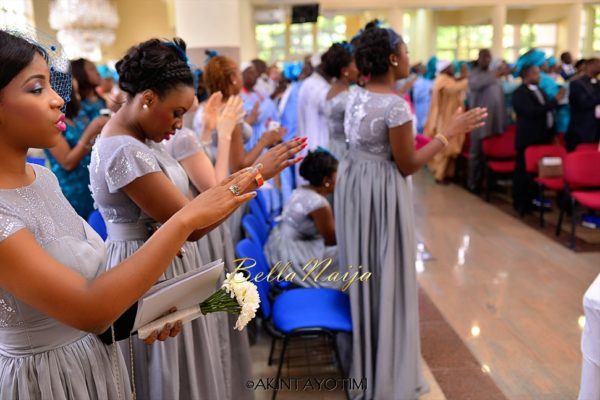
[132,259,224,332]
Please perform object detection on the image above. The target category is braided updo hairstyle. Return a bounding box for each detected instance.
[299,150,339,187]
[354,23,404,77]
[321,43,353,79]
[116,37,193,98]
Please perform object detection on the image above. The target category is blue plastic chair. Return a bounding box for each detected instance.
[242,214,269,247]
[26,156,46,166]
[87,210,107,241]
[235,239,352,400]
[248,198,271,227]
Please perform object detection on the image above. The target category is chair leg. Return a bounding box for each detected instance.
[331,334,351,400]
[556,204,565,237]
[539,184,545,228]
[570,199,577,250]
[485,169,492,202]
[268,336,277,366]
[272,336,290,400]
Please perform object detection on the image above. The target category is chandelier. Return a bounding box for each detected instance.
[49,0,119,61]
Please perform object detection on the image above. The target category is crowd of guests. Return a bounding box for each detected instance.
[1,15,597,400]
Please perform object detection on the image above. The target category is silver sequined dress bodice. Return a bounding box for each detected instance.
[279,187,329,238]
[344,86,413,158]
[0,165,104,353]
[89,135,191,225]
[0,164,130,399]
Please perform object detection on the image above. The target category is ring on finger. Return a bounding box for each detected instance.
[229,184,241,196]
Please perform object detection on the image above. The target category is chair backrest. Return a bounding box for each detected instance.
[235,239,272,319]
[248,198,270,226]
[87,210,107,241]
[256,189,271,217]
[482,128,516,159]
[242,214,269,246]
[26,156,46,166]
[524,145,567,174]
[575,143,599,153]
[563,151,600,189]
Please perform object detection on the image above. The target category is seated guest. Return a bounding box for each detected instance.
[566,58,600,151]
[44,79,108,218]
[265,150,339,288]
[512,65,566,215]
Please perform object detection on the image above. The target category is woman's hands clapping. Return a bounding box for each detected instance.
[181,166,258,230]
[254,137,306,180]
[444,107,488,139]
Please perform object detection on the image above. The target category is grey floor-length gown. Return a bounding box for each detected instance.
[89,136,228,400]
[335,87,428,400]
[166,127,255,399]
[0,164,131,400]
[325,90,350,160]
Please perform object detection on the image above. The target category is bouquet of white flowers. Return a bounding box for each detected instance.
[138,272,260,339]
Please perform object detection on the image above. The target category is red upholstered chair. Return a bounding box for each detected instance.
[524,145,567,227]
[555,151,600,249]
[575,143,600,153]
[482,127,516,201]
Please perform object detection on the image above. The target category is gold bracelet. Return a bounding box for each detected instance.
[434,134,449,147]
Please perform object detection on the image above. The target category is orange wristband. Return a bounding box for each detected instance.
[255,172,264,187]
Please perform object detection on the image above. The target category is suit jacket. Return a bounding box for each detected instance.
[512,84,557,150]
[567,76,600,150]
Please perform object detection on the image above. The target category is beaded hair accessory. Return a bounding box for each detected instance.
[1,25,71,111]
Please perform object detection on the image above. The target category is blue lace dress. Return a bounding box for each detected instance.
[44,114,94,219]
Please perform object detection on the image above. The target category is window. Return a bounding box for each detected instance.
[317,15,346,52]
[519,24,557,57]
[0,0,34,32]
[256,23,286,64]
[255,14,348,63]
[289,22,314,57]
[436,25,492,61]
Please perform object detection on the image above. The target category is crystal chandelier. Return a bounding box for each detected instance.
[49,0,119,61]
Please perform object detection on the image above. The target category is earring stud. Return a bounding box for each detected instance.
[392,62,399,67]
[143,104,149,109]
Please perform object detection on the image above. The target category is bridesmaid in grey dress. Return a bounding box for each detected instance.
[0,30,256,399]
[166,94,255,399]
[264,150,340,288]
[335,25,487,400]
[322,42,359,160]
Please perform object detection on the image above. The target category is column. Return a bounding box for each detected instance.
[566,1,583,59]
[388,7,403,36]
[583,5,596,57]
[413,9,434,64]
[491,4,507,59]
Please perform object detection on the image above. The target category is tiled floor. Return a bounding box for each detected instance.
[248,169,599,399]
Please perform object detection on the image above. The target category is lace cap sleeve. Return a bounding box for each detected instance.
[0,202,25,242]
[385,96,413,128]
[169,128,203,162]
[105,142,161,193]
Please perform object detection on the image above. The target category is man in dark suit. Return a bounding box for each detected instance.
[566,58,600,151]
[512,65,566,215]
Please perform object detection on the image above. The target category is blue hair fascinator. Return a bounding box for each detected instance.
[165,41,188,64]
[205,50,219,64]
[339,41,353,54]
[2,26,71,112]
[314,146,337,160]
